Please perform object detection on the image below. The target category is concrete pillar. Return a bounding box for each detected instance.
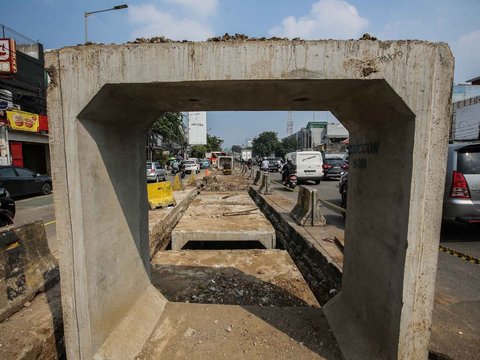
[46,40,453,359]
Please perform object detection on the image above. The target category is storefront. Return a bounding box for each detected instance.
[0,109,50,175]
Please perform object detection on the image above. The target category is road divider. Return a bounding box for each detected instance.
[0,221,59,322]
[172,174,185,191]
[147,182,176,209]
[290,185,326,226]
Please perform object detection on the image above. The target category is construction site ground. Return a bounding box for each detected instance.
[2,171,476,359]
[139,249,341,359]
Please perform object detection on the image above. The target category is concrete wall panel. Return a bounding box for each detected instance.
[46,40,454,359]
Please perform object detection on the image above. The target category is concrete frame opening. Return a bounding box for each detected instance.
[46,40,453,360]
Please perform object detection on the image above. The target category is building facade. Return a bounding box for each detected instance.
[451,80,480,142]
[0,25,49,175]
[285,121,348,152]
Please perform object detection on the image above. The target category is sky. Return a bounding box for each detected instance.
[2,0,479,147]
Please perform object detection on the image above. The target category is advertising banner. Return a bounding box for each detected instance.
[0,38,17,75]
[188,112,207,145]
[7,110,40,132]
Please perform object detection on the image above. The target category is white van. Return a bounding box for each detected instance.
[285,151,324,184]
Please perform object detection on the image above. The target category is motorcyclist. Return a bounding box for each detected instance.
[282,158,296,182]
[261,157,270,172]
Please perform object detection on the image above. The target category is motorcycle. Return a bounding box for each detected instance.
[283,173,298,189]
[0,187,15,227]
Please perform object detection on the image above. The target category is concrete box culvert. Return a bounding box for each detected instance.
[46,40,453,360]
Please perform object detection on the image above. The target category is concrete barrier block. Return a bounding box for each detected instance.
[147,182,176,209]
[290,186,326,226]
[258,172,272,195]
[0,221,59,322]
[172,173,185,191]
[253,170,261,185]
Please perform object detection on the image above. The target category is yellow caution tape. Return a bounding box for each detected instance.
[147,181,176,209]
[439,245,480,265]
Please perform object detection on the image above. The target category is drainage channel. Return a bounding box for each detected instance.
[141,183,342,359]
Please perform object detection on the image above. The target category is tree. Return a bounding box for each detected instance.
[276,137,300,158]
[149,112,185,150]
[252,131,279,157]
[231,145,242,153]
[190,145,207,158]
[206,134,224,152]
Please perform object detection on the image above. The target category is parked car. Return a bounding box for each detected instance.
[0,166,52,198]
[182,160,198,174]
[0,185,15,226]
[146,162,167,182]
[322,154,345,180]
[442,143,480,225]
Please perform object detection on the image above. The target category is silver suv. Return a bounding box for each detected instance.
[442,143,480,224]
[146,162,166,182]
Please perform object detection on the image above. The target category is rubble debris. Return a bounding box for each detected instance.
[128,36,174,44]
[359,33,378,40]
[207,33,292,42]
[202,173,251,192]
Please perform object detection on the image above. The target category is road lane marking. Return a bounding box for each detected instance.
[44,220,56,226]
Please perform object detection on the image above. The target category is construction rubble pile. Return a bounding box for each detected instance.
[201,173,251,192]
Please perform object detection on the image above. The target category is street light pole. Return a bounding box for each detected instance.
[84,4,128,44]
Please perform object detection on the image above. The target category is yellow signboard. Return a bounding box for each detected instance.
[7,110,39,132]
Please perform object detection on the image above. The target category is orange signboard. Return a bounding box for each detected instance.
[7,110,39,132]
[0,38,17,75]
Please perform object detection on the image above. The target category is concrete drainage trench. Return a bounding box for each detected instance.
[139,176,343,359]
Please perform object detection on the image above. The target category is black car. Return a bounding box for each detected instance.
[267,158,279,172]
[339,171,348,217]
[323,156,345,180]
[0,186,15,226]
[0,166,52,198]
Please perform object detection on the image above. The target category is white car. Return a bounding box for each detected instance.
[182,160,199,174]
[188,158,201,173]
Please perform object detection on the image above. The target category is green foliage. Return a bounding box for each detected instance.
[276,137,301,158]
[207,134,224,152]
[252,131,279,157]
[189,134,224,158]
[231,145,242,153]
[150,112,185,146]
[190,145,207,158]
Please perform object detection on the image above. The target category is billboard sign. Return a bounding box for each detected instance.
[188,111,207,145]
[0,39,17,75]
[454,103,480,141]
[7,109,40,132]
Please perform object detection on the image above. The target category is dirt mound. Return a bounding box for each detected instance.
[201,173,251,192]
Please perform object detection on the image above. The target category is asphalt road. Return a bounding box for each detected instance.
[269,170,480,358]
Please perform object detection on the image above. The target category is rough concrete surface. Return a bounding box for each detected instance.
[171,192,275,250]
[250,185,344,305]
[135,303,342,360]
[46,39,453,359]
[0,221,59,322]
[151,249,319,307]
